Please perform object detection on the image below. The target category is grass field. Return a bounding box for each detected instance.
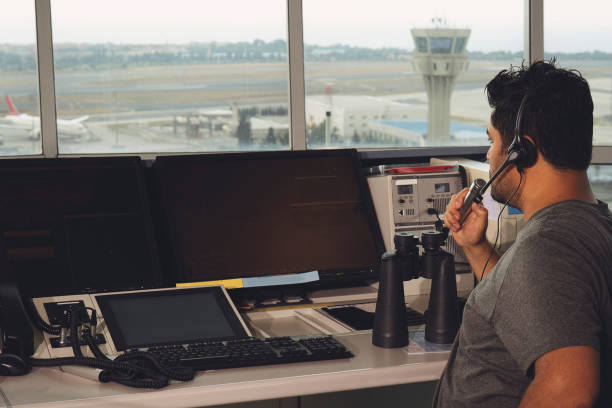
[3,60,517,116]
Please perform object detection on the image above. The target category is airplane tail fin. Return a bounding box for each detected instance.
[4,94,19,115]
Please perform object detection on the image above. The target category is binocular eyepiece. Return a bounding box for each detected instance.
[420,230,447,251]
[394,232,419,253]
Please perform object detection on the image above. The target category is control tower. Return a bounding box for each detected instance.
[411,26,471,143]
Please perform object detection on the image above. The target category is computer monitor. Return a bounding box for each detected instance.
[95,286,250,350]
[154,149,385,286]
[0,157,162,297]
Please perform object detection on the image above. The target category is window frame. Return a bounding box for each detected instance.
[22,0,610,164]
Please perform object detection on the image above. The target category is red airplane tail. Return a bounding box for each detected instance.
[4,94,19,115]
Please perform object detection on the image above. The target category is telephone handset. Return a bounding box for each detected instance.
[0,282,34,375]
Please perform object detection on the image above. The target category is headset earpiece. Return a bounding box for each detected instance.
[507,95,538,172]
[507,135,537,172]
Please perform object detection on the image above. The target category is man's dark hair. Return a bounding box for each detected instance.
[485,60,593,170]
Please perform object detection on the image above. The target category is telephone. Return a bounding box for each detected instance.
[0,284,196,386]
[0,282,34,375]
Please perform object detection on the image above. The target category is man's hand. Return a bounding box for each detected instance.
[444,188,489,248]
[445,188,497,280]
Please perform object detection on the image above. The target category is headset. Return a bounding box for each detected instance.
[505,94,538,173]
[472,93,539,200]
[477,94,538,280]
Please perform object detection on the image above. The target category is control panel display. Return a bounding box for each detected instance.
[392,176,461,225]
[397,185,413,195]
[435,183,450,193]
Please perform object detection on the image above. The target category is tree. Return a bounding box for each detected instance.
[265,127,276,146]
[308,122,325,146]
[236,112,252,146]
[331,126,339,143]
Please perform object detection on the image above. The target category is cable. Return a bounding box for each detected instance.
[68,307,83,359]
[27,356,170,389]
[480,172,523,281]
[25,299,61,336]
[25,301,195,388]
[84,332,110,361]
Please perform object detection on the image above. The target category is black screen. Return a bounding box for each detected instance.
[397,185,414,195]
[0,157,161,296]
[96,287,248,350]
[154,149,384,284]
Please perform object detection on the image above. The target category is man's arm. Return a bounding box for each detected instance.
[462,240,499,281]
[444,188,499,281]
[519,346,600,408]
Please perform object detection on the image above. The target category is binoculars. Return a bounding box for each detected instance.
[372,230,458,348]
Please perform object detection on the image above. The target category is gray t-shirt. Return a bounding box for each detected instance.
[433,200,612,408]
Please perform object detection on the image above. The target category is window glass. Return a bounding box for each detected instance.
[545,0,612,146]
[430,38,453,54]
[454,37,468,54]
[415,37,428,53]
[303,0,523,149]
[0,1,41,155]
[50,0,289,154]
[588,165,612,206]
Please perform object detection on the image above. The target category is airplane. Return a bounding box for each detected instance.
[2,94,90,141]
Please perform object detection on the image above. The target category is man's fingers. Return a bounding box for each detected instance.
[468,211,478,223]
[444,217,458,232]
[453,188,469,209]
[472,202,488,216]
[445,188,470,231]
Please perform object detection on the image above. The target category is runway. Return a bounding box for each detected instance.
[0,59,610,154]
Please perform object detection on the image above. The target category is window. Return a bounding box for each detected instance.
[50,0,289,154]
[588,165,612,206]
[545,0,612,147]
[0,1,41,156]
[415,37,428,53]
[303,0,523,149]
[430,38,453,54]
[8,2,608,159]
[454,37,468,54]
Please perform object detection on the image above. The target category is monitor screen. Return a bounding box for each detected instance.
[154,149,384,285]
[0,157,162,296]
[95,287,249,350]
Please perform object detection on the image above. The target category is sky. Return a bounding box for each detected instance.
[1,0,611,53]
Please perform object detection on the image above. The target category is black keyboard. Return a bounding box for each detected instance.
[147,335,353,371]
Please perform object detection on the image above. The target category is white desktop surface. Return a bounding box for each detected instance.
[0,332,448,408]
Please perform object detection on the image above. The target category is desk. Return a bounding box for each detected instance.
[0,332,448,408]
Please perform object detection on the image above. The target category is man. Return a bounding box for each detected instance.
[434,60,612,407]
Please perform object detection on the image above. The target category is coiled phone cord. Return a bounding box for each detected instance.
[82,334,194,383]
[27,303,195,388]
[25,299,61,336]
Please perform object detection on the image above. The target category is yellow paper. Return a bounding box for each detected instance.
[176,279,244,289]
